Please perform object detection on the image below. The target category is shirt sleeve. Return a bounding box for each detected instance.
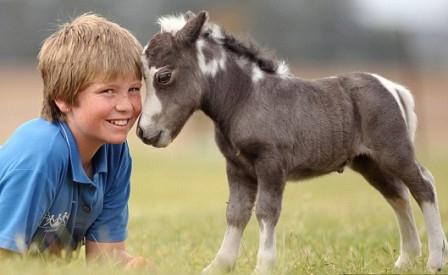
[0,169,55,252]
[86,143,131,243]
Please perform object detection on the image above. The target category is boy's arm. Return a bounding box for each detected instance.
[85,240,149,269]
[0,169,57,253]
[85,144,152,270]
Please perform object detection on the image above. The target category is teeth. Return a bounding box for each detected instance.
[108,119,129,126]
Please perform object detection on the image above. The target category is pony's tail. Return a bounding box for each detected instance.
[396,85,418,144]
[371,74,418,144]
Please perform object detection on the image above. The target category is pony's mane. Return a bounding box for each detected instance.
[157,12,290,75]
[205,25,290,75]
[214,30,285,74]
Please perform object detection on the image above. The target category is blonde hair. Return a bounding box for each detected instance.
[38,13,143,121]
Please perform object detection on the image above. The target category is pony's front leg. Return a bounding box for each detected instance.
[254,162,286,274]
[202,161,257,274]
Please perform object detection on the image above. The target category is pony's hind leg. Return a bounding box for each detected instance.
[350,155,422,268]
[202,161,257,274]
[377,148,447,272]
[418,164,448,267]
[414,163,448,270]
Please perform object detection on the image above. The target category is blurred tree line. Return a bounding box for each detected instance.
[1,0,447,69]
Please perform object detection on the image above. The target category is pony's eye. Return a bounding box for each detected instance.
[156,70,172,84]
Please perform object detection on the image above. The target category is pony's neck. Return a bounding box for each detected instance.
[200,58,254,131]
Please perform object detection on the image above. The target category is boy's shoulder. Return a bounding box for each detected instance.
[0,118,69,170]
[6,118,67,150]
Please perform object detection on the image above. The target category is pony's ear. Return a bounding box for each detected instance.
[176,11,208,45]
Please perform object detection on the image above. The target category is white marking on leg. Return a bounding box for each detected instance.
[215,226,242,266]
[202,226,242,273]
[422,202,446,271]
[387,192,421,268]
[370,73,417,142]
[255,220,276,274]
[418,165,448,270]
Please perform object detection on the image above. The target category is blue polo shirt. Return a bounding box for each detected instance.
[0,118,131,253]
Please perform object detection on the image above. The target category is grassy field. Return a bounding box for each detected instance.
[1,65,447,274]
[1,135,447,275]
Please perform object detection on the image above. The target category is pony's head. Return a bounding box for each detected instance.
[137,10,289,147]
[137,11,210,147]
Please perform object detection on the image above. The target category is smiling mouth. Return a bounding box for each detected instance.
[107,119,130,127]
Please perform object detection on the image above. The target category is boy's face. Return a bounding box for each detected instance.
[59,74,142,150]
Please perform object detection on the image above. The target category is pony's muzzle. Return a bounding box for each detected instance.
[137,126,162,146]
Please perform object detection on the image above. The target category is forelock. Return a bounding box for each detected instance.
[157,12,223,41]
[157,13,188,34]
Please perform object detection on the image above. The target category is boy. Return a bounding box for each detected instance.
[0,13,148,267]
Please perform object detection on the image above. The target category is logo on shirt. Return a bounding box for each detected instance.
[39,212,70,232]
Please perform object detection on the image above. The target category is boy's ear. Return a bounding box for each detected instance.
[54,99,70,113]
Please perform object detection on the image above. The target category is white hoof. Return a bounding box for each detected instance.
[394,251,421,269]
[252,267,271,275]
[427,255,443,273]
[427,239,448,273]
[253,262,274,275]
[394,255,412,269]
[201,261,232,275]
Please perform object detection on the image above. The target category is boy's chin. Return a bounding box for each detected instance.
[105,135,128,144]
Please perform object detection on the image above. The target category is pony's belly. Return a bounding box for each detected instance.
[287,169,326,181]
[287,162,347,181]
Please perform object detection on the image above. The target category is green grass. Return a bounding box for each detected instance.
[1,138,448,275]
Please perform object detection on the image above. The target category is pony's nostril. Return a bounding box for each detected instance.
[136,126,143,137]
[147,130,162,145]
[139,129,162,145]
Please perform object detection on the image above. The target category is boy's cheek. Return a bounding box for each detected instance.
[129,112,141,130]
[135,103,142,117]
[130,97,142,116]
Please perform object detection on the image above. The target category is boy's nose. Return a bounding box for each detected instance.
[115,95,134,112]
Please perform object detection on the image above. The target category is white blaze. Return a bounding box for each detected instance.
[139,57,162,129]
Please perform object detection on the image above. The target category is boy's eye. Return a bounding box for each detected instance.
[129,87,141,93]
[100,89,114,95]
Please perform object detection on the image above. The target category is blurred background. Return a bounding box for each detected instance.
[1,2,447,273]
[1,0,447,155]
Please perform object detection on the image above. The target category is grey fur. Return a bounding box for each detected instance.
[138,11,447,273]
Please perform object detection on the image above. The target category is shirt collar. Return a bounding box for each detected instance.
[57,121,108,184]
